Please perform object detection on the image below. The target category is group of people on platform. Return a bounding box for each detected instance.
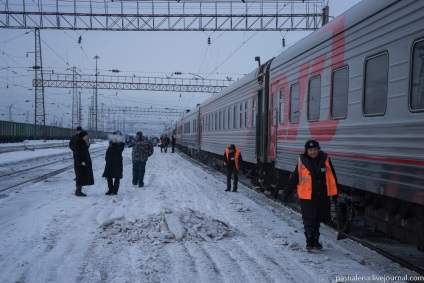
[158,134,176,153]
[69,128,153,197]
[70,126,339,251]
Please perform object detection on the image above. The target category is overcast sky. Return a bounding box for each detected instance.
[0,0,362,134]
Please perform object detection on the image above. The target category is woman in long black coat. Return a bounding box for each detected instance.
[102,132,125,195]
[75,131,94,197]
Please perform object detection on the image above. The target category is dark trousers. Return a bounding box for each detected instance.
[164,145,168,153]
[226,167,238,190]
[303,218,320,238]
[133,161,146,187]
[107,177,120,193]
[171,145,175,153]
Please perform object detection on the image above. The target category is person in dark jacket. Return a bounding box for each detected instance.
[223,144,244,192]
[69,126,82,180]
[127,131,154,187]
[282,139,339,250]
[75,131,94,197]
[171,135,176,153]
[162,134,170,153]
[102,131,125,195]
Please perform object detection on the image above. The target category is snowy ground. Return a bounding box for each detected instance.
[0,141,422,283]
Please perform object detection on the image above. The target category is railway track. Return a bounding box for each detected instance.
[0,142,69,154]
[0,147,105,193]
[176,150,424,276]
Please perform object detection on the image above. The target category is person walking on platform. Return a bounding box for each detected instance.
[281,139,339,251]
[223,144,244,192]
[75,131,94,197]
[162,134,170,153]
[159,137,164,152]
[69,126,82,180]
[171,135,176,153]
[102,131,125,195]
[128,131,154,188]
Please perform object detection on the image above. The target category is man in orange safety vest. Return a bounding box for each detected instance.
[223,144,244,192]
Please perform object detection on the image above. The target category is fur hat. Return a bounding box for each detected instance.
[304,139,320,151]
[78,131,88,138]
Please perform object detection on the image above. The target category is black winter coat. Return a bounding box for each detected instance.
[69,134,78,156]
[102,142,125,179]
[283,151,337,222]
[75,138,94,186]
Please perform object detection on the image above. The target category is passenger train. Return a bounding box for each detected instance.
[169,0,424,250]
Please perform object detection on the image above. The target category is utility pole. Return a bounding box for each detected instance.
[94,55,100,140]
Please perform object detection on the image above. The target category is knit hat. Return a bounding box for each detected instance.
[78,131,88,138]
[304,139,320,151]
[76,126,82,131]
[229,144,236,150]
[136,131,143,140]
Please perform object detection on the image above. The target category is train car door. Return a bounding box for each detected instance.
[255,60,272,165]
[255,89,264,162]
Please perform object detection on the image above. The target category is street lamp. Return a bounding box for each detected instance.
[94,55,100,140]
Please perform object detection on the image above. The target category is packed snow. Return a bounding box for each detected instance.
[0,140,422,283]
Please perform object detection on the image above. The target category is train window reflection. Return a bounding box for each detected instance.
[411,39,424,111]
[364,53,388,115]
[290,84,300,123]
[308,76,321,121]
[279,88,285,124]
[331,66,349,119]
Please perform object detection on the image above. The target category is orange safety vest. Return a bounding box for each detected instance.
[297,156,338,200]
[224,148,241,170]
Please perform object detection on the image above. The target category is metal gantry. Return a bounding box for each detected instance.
[36,72,232,93]
[0,0,324,31]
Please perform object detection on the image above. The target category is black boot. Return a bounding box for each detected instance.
[305,233,314,250]
[75,186,87,197]
[313,232,323,250]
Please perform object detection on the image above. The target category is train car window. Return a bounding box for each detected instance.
[233,106,236,129]
[290,83,300,123]
[331,66,349,119]
[411,39,424,111]
[244,101,248,128]
[239,104,243,128]
[227,108,230,129]
[364,53,388,115]
[252,99,256,127]
[308,76,321,121]
[222,109,227,130]
[279,88,285,124]
[219,111,221,130]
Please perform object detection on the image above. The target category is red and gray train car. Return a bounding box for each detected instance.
[173,0,424,249]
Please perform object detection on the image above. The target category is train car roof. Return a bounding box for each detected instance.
[198,67,259,109]
[270,0,397,70]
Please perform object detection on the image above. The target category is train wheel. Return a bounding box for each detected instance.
[336,202,355,234]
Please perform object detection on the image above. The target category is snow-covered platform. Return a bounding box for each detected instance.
[0,143,421,282]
